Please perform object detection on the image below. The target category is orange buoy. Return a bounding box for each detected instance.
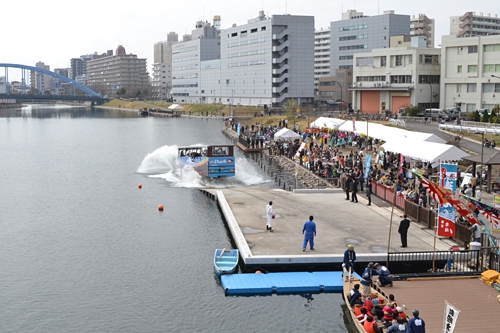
[158,204,164,211]
[255,270,262,274]
[138,184,142,189]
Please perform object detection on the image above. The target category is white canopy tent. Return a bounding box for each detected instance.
[274,128,301,140]
[381,140,469,163]
[311,118,445,144]
[168,104,185,111]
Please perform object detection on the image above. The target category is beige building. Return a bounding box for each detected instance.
[152,32,178,100]
[351,44,441,114]
[410,14,434,47]
[450,12,500,37]
[86,45,149,97]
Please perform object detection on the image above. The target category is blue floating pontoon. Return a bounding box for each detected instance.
[221,271,345,295]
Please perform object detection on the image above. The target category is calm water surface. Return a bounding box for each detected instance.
[0,105,349,333]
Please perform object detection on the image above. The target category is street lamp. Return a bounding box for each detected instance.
[474,131,485,192]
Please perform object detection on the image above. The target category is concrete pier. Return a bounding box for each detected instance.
[205,187,459,270]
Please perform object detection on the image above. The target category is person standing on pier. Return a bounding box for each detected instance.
[342,244,356,280]
[302,216,316,251]
[366,179,372,206]
[266,201,275,232]
[345,176,352,201]
[398,215,410,248]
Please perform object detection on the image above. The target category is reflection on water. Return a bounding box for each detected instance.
[0,104,140,119]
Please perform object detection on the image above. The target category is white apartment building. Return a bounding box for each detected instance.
[351,41,441,113]
[171,21,220,104]
[440,34,500,113]
[152,32,178,100]
[314,28,331,94]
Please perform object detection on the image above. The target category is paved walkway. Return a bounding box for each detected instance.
[210,187,460,266]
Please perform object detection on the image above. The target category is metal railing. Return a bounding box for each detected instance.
[387,250,480,275]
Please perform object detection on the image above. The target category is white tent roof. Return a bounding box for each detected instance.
[381,140,469,162]
[274,128,301,140]
[312,118,445,144]
[168,104,184,110]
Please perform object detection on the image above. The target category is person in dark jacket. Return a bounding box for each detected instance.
[344,176,352,201]
[398,215,410,248]
[366,179,372,206]
[407,309,426,333]
[342,244,356,280]
[351,175,359,203]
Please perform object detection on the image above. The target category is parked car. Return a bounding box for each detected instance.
[425,108,449,121]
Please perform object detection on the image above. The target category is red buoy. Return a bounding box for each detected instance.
[158,204,164,211]
[138,184,142,189]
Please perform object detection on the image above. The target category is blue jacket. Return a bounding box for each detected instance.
[407,316,426,333]
[361,266,375,286]
[343,249,356,268]
[302,221,316,236]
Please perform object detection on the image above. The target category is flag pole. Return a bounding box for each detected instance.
[432,160,440,272]
[387,180,397,268]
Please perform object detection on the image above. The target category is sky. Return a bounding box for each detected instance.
[1,0,498,79]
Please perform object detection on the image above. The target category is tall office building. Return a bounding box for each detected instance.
[330,10,410,71]
[314,28,331,95]
[450,12,500,37]
[86,45,149,97]
[70,54,93,83]
[410,14,434,47]
[219,12,314,107]
[152,31,178,100]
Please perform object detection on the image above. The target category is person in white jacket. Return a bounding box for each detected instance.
[266,201,275,232]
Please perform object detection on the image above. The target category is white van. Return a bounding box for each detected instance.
[425,108,449,121]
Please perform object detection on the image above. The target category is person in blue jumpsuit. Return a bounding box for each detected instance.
[302,216,316,251]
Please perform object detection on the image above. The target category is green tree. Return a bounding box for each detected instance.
[482,110,490,123]
[284,98,299,126]
[490,109,498,123]
[117,87,126,97]
[472,110,481,122]
[406,105,422,116]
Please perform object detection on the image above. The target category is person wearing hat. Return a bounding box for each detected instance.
[342,244,357,280]
[361,262,376,295]
[407,308,426,333]
[374,263,394,287]
[266,201,275,232]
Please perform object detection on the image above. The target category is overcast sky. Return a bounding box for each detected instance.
[2,0,498,79]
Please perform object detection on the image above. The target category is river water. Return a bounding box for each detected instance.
[0,105,351,333]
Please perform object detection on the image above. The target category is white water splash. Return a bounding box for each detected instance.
[137,144,270,188]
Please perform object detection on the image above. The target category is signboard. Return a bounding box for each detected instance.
[438,163,458,237]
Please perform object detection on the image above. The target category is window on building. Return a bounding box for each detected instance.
[467,65,478,73]
[484,44,500,52]
[226,79,230,84]
[408,55,413,64]
[251,28,257,33]
[483,83,500,93]
[241,30,247,37]
[466,103,477,112]
[231,32,237,37]
[457,47,463,55]
[484,64,500,72]
[468,45,478,54]
[381,56,387,67]
[418,75,440,84]
[261,26,266,31]
[457,84,462,93]
[457,65,462,73]
[395,55,403,66]
[467,83,477,93]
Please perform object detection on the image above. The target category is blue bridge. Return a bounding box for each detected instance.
[0,63,106,103]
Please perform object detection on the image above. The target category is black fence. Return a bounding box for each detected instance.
[386,250,481,276]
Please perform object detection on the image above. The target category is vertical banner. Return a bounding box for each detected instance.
[443,301,460,333]
[365,154,372,180]
[399,154,404,175]
[237,123,241,136]
[438,163,458,237]
[352,117,356,132]
[494,194,500,208]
